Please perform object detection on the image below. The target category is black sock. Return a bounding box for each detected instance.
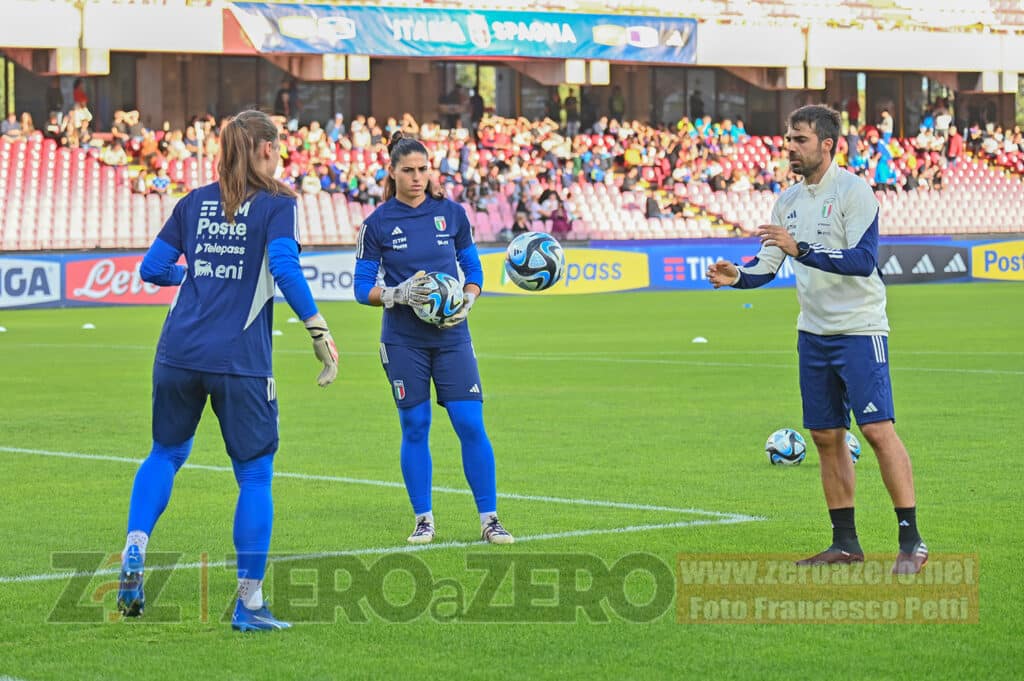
[829,507,861,553]
[895,507,923,552]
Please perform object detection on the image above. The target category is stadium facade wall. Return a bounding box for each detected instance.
[1,238,1019,309]
[4,4,1022,137]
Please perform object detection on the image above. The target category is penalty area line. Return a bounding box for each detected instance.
[0,446,760,521]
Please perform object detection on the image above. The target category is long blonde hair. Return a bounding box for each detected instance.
[218,110,296,222]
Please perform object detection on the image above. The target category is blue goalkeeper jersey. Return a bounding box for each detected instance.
[152,183,300,377]
[355,195,480,348]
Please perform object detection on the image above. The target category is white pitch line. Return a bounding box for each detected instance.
[4,343,1021,375]
[0,517,755,586]
[476,354,1024,376]
[0,446,762,586]
[10,343,1024,357]
[0,446,760,521]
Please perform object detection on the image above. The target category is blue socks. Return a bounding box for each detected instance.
[397,400,497,516]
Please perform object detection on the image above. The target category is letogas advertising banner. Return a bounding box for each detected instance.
[64,254,180,305]
[229,3,698,63]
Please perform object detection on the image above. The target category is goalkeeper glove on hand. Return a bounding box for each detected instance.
[439,291,476,329]
[304,313,339,387]
[380,270,430,309]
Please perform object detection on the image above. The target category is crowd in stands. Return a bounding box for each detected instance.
[1,82,1018,241]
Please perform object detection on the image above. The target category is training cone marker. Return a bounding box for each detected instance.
[692,336,708,343]
[82,323,96,330]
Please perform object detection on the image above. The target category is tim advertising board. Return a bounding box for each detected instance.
[0,257,61,308]
[65,254,178,305]
[640,243,797,290]
[479,248,649,295]
[971,240,1024,281]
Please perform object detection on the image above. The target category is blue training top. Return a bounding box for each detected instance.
[140,182,317,377]
[354,195,483,348]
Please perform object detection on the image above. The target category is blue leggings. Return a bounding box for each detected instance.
[398,400,497,515]
[126,440,275,580]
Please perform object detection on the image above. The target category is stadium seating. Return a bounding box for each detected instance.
[2,132,1023,250]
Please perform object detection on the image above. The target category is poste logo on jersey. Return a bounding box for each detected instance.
[971,239,1024,281]
[480,248,649,295]
[193,200,249,281]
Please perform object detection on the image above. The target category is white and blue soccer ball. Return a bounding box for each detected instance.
[765,428,807,466]
[846,431,862,464]
[504,232,566,291]
[413,271,464,327]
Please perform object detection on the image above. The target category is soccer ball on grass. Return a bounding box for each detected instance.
[765,428,807,466]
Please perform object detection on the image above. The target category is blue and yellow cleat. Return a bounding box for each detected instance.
[117,545,145,617]
[231,601,292,632]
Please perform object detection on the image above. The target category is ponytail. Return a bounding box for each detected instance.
[384,131,444,202]
[218,110,297,222]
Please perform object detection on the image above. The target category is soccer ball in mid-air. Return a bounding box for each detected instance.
[846,431,862,464]
[413,271,464,326]
[505,232,566,291]
[765,428,807,466]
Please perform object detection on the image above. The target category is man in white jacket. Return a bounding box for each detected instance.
[707,105,928,575]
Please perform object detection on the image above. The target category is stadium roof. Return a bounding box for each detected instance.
[207,0,1023,31]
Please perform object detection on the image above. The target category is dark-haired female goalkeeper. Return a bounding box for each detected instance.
[353,132,513,545]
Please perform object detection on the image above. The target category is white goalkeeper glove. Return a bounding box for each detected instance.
[439,290,476,329]
[380,270,431,309]
[303,313,339,387]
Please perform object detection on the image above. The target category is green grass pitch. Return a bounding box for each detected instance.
[0,283,1021,680]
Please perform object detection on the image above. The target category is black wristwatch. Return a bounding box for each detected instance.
[796,241,811,259]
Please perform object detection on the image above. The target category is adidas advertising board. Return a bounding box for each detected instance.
[876,244,970,285]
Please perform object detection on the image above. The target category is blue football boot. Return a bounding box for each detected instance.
[117,545,145,617]
[231,601,292,632]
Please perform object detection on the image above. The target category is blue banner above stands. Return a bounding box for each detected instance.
[229,3,698,63]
